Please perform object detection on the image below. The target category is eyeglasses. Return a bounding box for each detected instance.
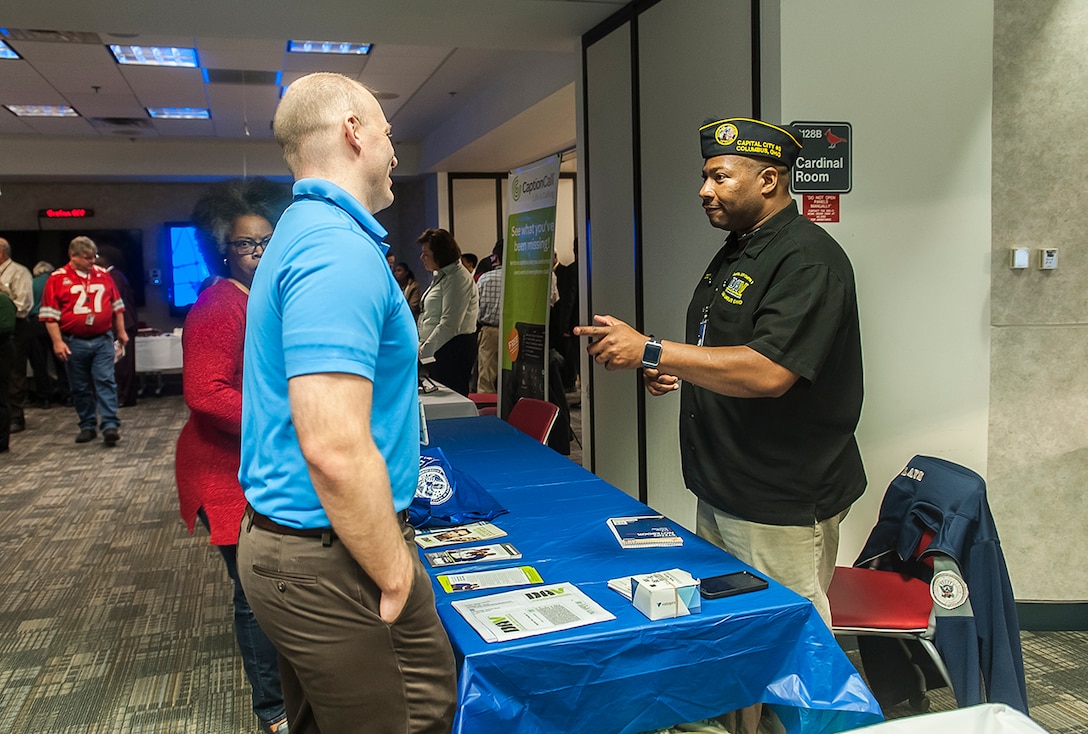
[228,236,272,255]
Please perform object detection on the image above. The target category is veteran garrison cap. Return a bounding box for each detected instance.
[699,117,802,168]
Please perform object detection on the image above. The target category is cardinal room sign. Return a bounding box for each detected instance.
[790,122,851,194]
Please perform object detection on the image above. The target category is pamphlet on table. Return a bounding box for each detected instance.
[425,543,522,568]
[606,515,684,548]
[437,565,542,593]
[414,521,508,548]
[607,568,701,620]
[451,582,617,642]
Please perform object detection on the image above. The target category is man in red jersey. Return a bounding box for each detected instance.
[39,236,129,445]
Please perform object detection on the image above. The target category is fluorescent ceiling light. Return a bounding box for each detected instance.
[288,40,371,55]
[147,107,211,120]
[0,40,19,60]
[5,104,79,117]
[109,45,199,67]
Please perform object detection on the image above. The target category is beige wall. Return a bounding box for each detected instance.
[775,0,995,564]
[990,0,1088,601]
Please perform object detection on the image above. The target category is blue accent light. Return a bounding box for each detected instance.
[0,40,19,59]
[109,45,199,68]
[287,39,371,55]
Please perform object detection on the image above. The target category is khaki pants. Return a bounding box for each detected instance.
[696,501,846,734]
[238,516,457,733]
[696,500,845,628]
[476,324,500,393]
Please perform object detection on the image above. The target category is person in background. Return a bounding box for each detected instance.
[39,236,128,446]
[96,245,138,407]
[472,239,499,282]
[0,287,14,452]
[553,244,580,393]
[394,261,422,320]
[27,261,58,409]
[418,227,480,396]
[0,237,33,434]
[175,177,292,734]
[474,243,503,394]
[238,72,457,733]
[460,252,478,273]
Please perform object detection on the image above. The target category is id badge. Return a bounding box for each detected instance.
[85,313,95,326]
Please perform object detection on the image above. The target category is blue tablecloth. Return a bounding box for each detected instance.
[424,417,882,734]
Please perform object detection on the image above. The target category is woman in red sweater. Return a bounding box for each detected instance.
[175,178,291,734]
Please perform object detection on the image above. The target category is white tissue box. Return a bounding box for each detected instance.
[631,569,701,620]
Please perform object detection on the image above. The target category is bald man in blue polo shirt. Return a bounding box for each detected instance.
[237,72,456,734]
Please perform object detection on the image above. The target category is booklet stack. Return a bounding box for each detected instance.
[606,515,683,549]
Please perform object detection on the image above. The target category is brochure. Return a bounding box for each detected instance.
[414,521,508,549]
[451,583,617,643]
[425,543,522,568]
[606,515,684,548]
[607,568,698,601]
[437,565,543,593]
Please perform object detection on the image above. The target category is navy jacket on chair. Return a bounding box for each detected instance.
[855,455,1028,713]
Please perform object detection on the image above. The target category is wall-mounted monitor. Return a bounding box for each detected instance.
[164,222,210,316]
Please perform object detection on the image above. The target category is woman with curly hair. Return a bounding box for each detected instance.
[175,177,292,734]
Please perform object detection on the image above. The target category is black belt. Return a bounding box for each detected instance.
[64,332,109,341]
[247,507,337,545]
[246,506,410,546]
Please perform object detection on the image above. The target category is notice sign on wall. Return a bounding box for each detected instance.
[790,122,851,194]
[803,194,840,223]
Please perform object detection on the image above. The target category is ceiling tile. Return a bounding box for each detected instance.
[27,60,130,96]
[0,61,66,103]
[119,66,207,107]
[281,52,368,75]
[198,37,287,71]
[17,116,97,135]
[65,91,147,118]
[5,39,113,65]
[0,110,37,134]
[151,118,218,138]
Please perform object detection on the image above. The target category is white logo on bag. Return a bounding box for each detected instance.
[417,466,453,505]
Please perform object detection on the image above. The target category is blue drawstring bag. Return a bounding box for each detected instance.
[410,447,508,529]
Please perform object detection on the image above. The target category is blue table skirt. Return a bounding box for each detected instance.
[424,417,882,734]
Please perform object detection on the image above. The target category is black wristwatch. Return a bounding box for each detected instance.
[641,336,663,369]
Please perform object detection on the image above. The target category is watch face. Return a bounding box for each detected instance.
[642,340,663,368]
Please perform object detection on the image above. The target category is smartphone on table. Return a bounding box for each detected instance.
[699,570,769,599]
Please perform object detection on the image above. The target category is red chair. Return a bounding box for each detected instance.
[478,406,498,417]
[468,392,498,410]
[506,397,560,445]
[828,528,955,710]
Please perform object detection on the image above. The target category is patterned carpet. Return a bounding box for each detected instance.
[0,395,1085,733]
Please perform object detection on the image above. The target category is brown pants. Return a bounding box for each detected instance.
[238,516,457,734]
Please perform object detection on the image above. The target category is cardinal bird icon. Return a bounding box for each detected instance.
[825,129,848,148]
